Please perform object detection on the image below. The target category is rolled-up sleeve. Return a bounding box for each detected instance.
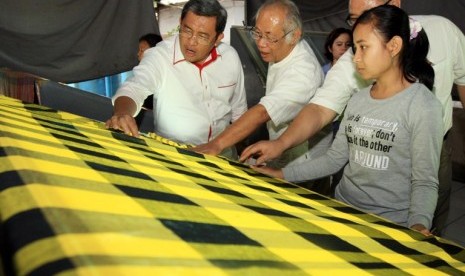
[310,50,369,115]
[260,46,323,127]
[112,47,162,116]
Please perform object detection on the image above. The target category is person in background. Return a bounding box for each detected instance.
[240,0,465,236]
[253,5,443,236]
[106,0,247,159]
[137,33,163,110]
[322,28,352,76]
[138,33,163,61]
[194,0,327,191]
[322,28,353,194]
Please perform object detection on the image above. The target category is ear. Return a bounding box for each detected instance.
[214,33,224,46]
[291,28,302,45]
[387,35,403,57]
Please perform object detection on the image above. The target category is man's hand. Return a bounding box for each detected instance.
[105,113,139,137]
[251,165,284,179]
[410,224,433,236]
[239,139,286,165]
[105,96,139,137]
[192,141,222,156]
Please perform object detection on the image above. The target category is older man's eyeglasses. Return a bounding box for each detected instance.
[179,26,212,45]
[249,27,295,45]
[345,0,392,27]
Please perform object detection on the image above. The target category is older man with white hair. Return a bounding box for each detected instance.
[194,0,326,171]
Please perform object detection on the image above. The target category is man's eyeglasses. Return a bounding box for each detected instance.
[345,0,392,27]
[249,27,295,45]
[179,26,212,45]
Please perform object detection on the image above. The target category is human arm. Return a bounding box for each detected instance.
[239,103,337,164]
[240,49,368,164]
[105,47,161,137]
[250,113,349,182]
[281,114,349,183]
[407,94,443,231]
[193,104,270,155]
[105,96,139,137]
[458,85,465,108]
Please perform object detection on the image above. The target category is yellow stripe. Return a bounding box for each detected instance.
[16,233,211,276]
[0,184,153,220]
[5,156,108,183]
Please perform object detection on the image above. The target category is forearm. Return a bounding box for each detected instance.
[278,103,337,150]
[458,85,465,109]
[113,96,137,116]
[212,104,270,151]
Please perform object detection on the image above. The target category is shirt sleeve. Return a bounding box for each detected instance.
[259,48,323,127]
[112,47,162,116]
[451,18,465,85]
[407,92,443,229]
[310,49,370,114]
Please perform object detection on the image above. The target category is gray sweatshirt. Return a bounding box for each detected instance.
[284,83,443,229]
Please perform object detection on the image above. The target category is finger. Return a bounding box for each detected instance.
[255,154,268,166]
[108,116,123,131]
[239,147,253,162]
[420,229,433,236]
[127,121,140,137]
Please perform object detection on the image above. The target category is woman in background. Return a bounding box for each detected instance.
[322,28,352,76]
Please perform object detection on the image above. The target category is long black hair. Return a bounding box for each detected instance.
[353,5,434,90]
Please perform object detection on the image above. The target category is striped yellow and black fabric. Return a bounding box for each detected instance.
[0,95,464,275]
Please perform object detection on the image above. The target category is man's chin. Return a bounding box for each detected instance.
[260,54,271,63]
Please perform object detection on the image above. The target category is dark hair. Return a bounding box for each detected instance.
[181,0,227,34]
[324,28,352,61]
[353,5,434,90]
[139,33,163,47]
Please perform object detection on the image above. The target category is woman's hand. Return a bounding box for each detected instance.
[410,224,433,236]
[251,165,284,179]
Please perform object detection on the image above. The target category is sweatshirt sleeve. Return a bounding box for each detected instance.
[283,116,350,182]
[407,93,443,229]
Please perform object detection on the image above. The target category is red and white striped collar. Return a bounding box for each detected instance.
[172,35,220,69]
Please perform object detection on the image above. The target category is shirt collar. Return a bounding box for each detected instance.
[269,40,302,68]
[173,35,220,69]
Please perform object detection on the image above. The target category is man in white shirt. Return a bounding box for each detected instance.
[106,0,247,159]
[240,0,465,235]
[194,0,325,169]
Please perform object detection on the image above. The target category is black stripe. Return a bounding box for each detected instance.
[170,167,216,181]
[66,145,127,162]
[298,232,365,252]
[277,198,316,211]
[176,148,205,159]
[210,259,299,270]
[242,205,298,218]
[0,170,24,192]
[3,209,55,253]
[86,161,154,181]
[199,184,249,198]
[160,219,261,246]
[28,258,75,276]
[244,183,278,194]
[114,184,198,206]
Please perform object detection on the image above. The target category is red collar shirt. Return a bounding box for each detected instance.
[113,35,247,146]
